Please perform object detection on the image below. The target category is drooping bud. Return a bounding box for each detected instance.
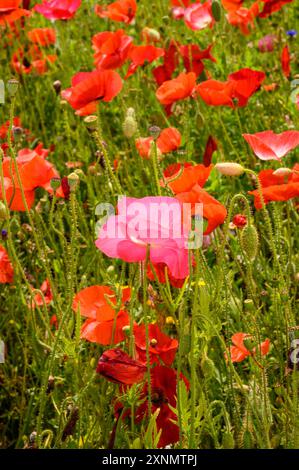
[122,108,137,138]
[273,167,292,177]
[7,78,19,97]
[141,27,161,42]
[240,224,259,261]
[215,162,245,177]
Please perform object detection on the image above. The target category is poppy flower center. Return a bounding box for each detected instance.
[151,387,168,406]
[150,338,158,347]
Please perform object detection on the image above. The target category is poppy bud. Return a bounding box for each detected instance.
[0,202,8,220]
[53,80,61,95]
[211,0,222,21]
[273,167,292,177]
[7,78,19,97]
[46,375,55,394]
[142,27,161,42]
[233,214,247,228]
[240,224,259,261]
[123,108,137,138]
[215,162,245,177]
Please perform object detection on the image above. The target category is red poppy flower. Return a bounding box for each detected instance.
[162,162,226,235]
[226,332,270,363]
[135,366,189,448]
[221,0,243,11]
[153,40,179,86]
[281,45,291,78]
[1,147,61,211]
[34,0,81,20]
[196,79,235,107]
[0,244,14,284]
[232,214,247,227]
[243,130,299,161]
[227,2,259,35]
[0,0,30,26]
[228,68,265,107]
[133,323,178,366]
[30,279,53,308]
[203,135,218,166]
[162,162,212,194]
[80,311,130,345]
[171,0,192,5]
[184,0,215,31]
[135,127,181,159]
[156,72,196,107]
[11,45,57,75]
[95,0,137,24]
[176,184,227,235]
[125,45,164,78]
[179,43,216,77]
[73,285,131,345]
[248,163,299,209]
[27,28,56,47]
[92,29,133,70]
[97,348,146,385]
[258,0,292,18]
[61,70,123,116]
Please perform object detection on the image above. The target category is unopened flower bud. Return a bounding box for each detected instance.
[7,78,19,97]
[123,108,137,138]
[215,162,245,176]
[240,224,259,261]
[0,201,8,220]
[142,27,161,42]
[211,0,222,21]
[53,80,61,95]
[273,167,292,177]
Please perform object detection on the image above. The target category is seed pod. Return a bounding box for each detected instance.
[240,224,259,261]
[7,78,19,97]
[211,0,222,21]
[123,109,137,138]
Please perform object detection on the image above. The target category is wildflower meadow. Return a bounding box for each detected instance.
[0,0,299,454]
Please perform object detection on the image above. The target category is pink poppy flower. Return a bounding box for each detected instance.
[184,0,214,31]
[243,130,299,161]
[34,0,81,20]
[95,196,190,281]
